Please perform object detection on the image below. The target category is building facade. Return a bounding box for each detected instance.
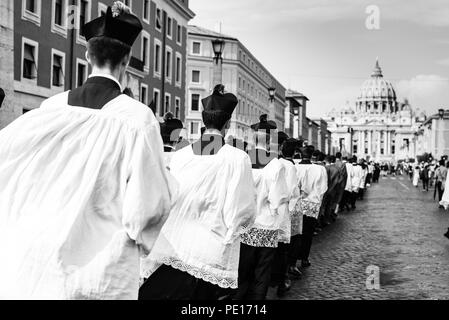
[285,89,309,141]
[414,110,449,160]
[325,59,424,162]
[185,25,286,143]
[0,0,194,130]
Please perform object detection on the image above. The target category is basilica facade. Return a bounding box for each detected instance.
[325,60,426,163]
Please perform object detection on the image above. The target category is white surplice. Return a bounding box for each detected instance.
[278,158,300,243]
[344,162,354,192]
[141,144,256,289]
[0,92,176,300]
[295,163,328,219]
[240,158,290,248]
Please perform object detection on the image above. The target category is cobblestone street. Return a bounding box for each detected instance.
[269,175,449,300]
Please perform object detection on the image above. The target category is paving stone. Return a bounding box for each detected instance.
[268,175,449,300]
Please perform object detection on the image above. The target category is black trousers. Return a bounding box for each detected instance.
[423,179,429,191]
[235,243,276,300]
[271,242,289,286]
[139,264,224,300]
[340,190,352,210]
[299,216,318,262]
[358,188,365,200]
[437,181,444,202]
[349,191,358,208]
[287,234,302,266]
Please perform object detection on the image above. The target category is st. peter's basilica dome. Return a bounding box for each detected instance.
[356,59,399,114]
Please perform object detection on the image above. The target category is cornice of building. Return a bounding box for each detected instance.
[167,0,196,20]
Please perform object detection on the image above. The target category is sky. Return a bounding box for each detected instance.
[189,0,449,117]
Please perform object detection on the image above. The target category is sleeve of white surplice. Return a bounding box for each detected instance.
[122,122,177,256]
[268,164,289,214]
[287,166,300,213]
[318,167,329,203]
[221,154,257,245]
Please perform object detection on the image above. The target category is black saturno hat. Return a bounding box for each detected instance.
[201,84,239,116]
[251,114,277,131]
[82,2,143,47]
[160,112,184,140]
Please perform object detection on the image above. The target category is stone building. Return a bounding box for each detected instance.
[0,0,194,130]
[325,59,424,162]
[414,109,449,160]
[185,25,286,143]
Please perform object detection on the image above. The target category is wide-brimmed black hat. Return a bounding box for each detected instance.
[160,113,183,142]
[201,84,238,117]
[82,2,143,47]
[250,114,277,131]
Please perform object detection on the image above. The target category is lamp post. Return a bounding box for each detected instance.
[268,87,276,122]
[438,109,445,158]
[212,38,225,85]
[0,88,5,109]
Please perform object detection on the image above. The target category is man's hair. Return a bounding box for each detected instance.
[439,159,445,166]
[326,155,336,163]
[87,37,131,68]
[202,110,230,131]
[282,140,297,158]
[301,145,314,159]
[336,152,342,159]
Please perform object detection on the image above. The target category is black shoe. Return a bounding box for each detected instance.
[444,230,449,240]
[288,266,302,279]
[301,260,311,268]
[276,279,292,297]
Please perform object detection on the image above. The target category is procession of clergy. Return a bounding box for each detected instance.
[0,2,373,300]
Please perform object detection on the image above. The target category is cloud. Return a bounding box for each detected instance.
[190,0,449,28]
[395,75,449,114]
[436,58,449,66]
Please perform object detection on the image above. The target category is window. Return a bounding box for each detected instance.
[164,94,171,114]
[175,97,181,118]
[51,49,65,87]
[190,122,199,135]
[381,148,384,155]
[155,7,162,31]
[141,32,150,71]
[142,0,150,23]
[52,0,67,36]
[98,2,107,16]
[154,89,161,116]
[77,0,91,44]
[392,146,395,154]
[76,58,88,87]
[192,41,201,55]
[191,94,200,111]
[192,70,200,83]
[353,145,358,154]
[165,47,172,80]
[175,53,182,86]
[22,0,41,25]
[154,40,162,76]
[140,83,148,104]
[166,16,172,38]
[176,24,182,44]
[22,39,38,80]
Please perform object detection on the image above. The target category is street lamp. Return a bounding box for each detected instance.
[0,88,5,109]
[212,38,225,85]
[438,108,445,159]
[268,87,276,121]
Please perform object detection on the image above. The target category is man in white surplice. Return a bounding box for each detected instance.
[0,3,175,300]
[139,85,256,300]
